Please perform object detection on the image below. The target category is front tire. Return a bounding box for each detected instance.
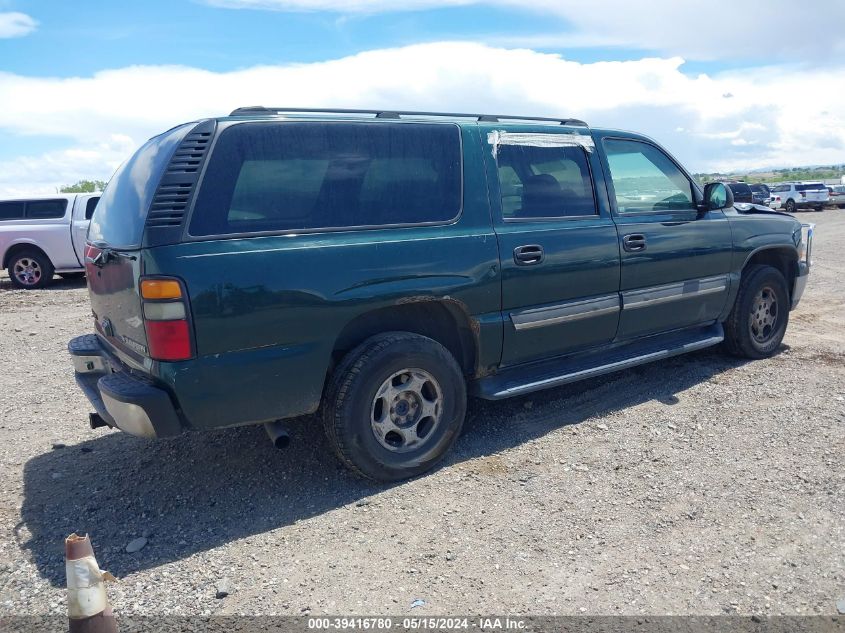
[785,199,796,213]
[7,250,54,289]
[323,332,467,481]
[723,265,789,359]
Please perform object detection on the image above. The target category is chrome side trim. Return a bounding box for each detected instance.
[623,275,727,310]
[511,295,620,331]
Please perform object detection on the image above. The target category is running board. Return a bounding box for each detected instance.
[472,323,724,400]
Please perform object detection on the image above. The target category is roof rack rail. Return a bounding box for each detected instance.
[229,106,588,127]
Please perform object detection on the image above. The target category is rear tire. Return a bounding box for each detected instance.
[7,249,54,289]
[322,332,467,482]
[723,265,789,359]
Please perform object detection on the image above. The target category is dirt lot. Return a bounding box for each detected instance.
[0,212,843,618]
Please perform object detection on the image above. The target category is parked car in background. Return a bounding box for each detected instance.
[768,182,828,212]
[750,183,772,205]
[725,181,754,204]
[0,193,99,289]
[827,185,845,208]
[68,107,811,481]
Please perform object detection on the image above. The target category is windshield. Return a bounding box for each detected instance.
[88,123,194,249]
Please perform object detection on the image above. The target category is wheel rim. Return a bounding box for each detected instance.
[13,257,42,286]
[750,285,779,343]
[370,368,443,453]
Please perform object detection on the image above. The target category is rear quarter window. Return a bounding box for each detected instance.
[0,201,25,220]
[189,121,462,236]
[26,199,68,219]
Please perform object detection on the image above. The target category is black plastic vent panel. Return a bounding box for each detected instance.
[145,119,216,236]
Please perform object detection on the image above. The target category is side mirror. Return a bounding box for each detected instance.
[702,182,734,211]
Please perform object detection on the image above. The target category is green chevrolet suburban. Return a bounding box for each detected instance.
[69,107,812,481]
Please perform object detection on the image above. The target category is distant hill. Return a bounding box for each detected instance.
[694,165,845,185]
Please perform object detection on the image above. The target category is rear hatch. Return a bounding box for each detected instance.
[797,183,828,202]
[86,122,200,367]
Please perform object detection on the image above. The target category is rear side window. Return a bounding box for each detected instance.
[189,122,462,236]
[495,144,596,218]
[797,183,824,191]
[603,139,693,213]
[89,123,194,249]
[85,197,99,220]
[26,199,67,219]
[0,201,24,220]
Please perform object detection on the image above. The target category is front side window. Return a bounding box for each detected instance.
[495,144,596,219]
[604,139,693,213]
[189,122,462,236]
[26,199,68,219]
[0,201,24,220]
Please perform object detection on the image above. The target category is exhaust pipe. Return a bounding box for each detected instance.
[264,420,290,449]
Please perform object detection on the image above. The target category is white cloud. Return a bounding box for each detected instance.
[1,42,844,194]
[0,11,37,38]
[0,136,134,197]
[203,0,845,63]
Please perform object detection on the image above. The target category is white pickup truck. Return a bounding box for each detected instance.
[0,193,100,289]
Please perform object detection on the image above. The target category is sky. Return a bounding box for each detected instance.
[0,0,844,195]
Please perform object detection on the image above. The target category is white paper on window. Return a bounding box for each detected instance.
[487,131,595,158]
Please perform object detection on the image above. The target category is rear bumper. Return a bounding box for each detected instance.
[69,334,183,438]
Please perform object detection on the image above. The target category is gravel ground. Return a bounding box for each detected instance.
[0,212,843,618]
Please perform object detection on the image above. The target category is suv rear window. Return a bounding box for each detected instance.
[189,122,462,236]
[728,183,752,195]
[797,183,825,191]
[88,123,194,249]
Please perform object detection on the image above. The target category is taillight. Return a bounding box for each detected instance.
[140,277,194,361]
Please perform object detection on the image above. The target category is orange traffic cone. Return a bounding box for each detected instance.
[65,533,118,633]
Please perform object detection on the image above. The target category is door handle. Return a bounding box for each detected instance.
[622,234,647,252]
[513,244,545,266]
